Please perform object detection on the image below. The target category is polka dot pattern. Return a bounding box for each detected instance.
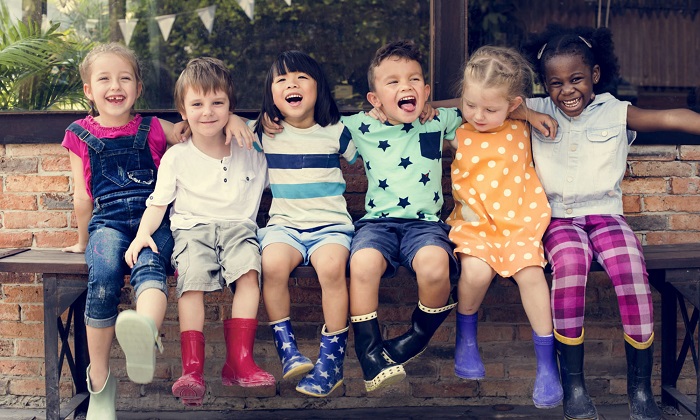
[447,120,551,277]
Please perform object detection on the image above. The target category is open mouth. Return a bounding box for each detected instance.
[106,95,125,104]
[285,94,302,104]
[561,97,582,109]
[398,96,417,112]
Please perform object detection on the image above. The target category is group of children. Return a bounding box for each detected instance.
[61,23,700,420]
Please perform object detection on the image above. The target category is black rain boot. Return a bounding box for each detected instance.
[351,312,406,392]
[555,330,598,420]
[382,292,457,365]
[625,334,662,420]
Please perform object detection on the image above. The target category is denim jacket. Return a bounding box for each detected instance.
[526,93,636,218]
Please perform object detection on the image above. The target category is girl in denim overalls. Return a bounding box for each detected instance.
[62,43,182,420]
[523,25,700,420]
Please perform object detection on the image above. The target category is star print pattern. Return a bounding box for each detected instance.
[341,108,463,222]
[295,326,348,397]
[271,319,313,378]
[445,120,551,277]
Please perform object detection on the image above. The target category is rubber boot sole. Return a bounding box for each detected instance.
[115,310,157,384]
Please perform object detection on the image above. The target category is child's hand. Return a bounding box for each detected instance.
[366,107,388,123]
[124,236,158,268]
[419,103,439,124]
[62,243,86,254]
[528,111,558,139]
[225,114,255,149]
[172,121,191,143]
[262,113,284,137]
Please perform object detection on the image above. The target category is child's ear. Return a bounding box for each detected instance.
[83,83,93,100]
[508,96,524,113]
[367,91,382,109]
[136,82,143,98]
[592,64,601,84]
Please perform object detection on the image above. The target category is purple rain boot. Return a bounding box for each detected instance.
[532,331,564,408]
[454,312,485,380]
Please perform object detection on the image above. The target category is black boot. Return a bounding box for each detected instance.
[555,330,598,420]
[625,334,662,420]
[351,312,406,392]
[382,294,457,365]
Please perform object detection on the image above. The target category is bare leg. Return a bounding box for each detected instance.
[412,245,451,308]
[310,244,349,332]
[349,248,385,316]
[512,266,553,336]
[261,243,303,322]
[178,291,205,332]
[457,255,496,315]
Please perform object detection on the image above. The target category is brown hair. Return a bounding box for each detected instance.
[173,57,236,114]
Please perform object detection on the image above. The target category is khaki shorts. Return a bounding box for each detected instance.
[172,220,261,298]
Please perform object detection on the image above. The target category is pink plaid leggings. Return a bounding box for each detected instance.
[543,214,653,343]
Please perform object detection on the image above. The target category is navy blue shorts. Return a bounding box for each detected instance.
[350,218,458,280]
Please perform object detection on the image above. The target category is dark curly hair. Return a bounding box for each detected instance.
[521,24,619,94]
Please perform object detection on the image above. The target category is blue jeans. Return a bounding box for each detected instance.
[85,196,173,328]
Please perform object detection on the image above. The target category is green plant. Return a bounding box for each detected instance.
[0,1,91,110]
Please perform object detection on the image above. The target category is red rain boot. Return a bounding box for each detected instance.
[221,318,275,387]
[171,330,206,406]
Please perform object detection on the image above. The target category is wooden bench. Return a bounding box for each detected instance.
[1,244,700,419]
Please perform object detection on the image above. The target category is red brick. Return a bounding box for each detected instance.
[7,378,45,396]
[0,271,38,284]
[629,161,694,177]
[622,195,642,213]
[2,211,67,229]
[5,175,70,193]
[40,193,73,210]
[671,177,700,194]
[0,321,44,339]
[34,231,76,249]
[2,285,43,303]
[0,303,20,321]
[411,379,477,398]
[643,195,700,213]
[0,232,33,248]
[5,144,65,157]
[0,157,39,173]
[0,193,38,210]
[679,145,700,160]
[41,155,71,172]
[15,339,44,358]
[621,177,667,194]
[668,214,700,231]
[0,359,43,376]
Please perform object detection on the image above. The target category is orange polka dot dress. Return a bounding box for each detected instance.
[446,120,551,277]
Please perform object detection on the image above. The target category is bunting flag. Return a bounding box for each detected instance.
[284,0,292,5]
[118,18,139,45]
[197,5,217,34]
[237,0,254,21]
[155,14,176,41]
[85,18,98,31]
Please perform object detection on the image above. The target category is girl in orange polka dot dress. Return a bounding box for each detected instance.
[444,46,563,409]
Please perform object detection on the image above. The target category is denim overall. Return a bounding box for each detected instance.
[67,118,174,328]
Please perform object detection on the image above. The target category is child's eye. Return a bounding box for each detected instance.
[486,109,497,113]
[274,78,286,84]
[214,101,225,105]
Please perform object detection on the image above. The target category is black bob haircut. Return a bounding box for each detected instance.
[254,50,340,136]
[522,24,620,95]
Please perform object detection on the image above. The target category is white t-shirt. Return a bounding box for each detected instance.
[147,139,268,230]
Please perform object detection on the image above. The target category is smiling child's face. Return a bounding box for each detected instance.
[543,53,600,118]
[366,57,430,125]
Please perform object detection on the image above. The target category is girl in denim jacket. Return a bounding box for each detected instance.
[523,24,700,420]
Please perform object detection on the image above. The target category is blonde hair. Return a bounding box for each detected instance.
[461,46,534,104]
[79,43,143,117]
[173,57,236,114]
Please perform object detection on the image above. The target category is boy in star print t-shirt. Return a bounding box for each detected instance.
[344,40,463,392]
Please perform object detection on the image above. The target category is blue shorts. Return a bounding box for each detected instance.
[258,224,354,265]
[350,218,458,280]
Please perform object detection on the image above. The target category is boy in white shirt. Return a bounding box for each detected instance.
[125,57,272,407]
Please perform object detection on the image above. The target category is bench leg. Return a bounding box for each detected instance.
[43,274,61,420]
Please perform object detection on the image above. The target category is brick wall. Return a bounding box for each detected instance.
[0,141,698,411]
